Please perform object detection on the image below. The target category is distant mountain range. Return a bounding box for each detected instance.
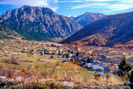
[0,5,82,41]
[0,5,133,47]
[62,12,133,46]
[70,12,105,27]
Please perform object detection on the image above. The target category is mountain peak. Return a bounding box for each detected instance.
[20,5,54,13]
[84,12,96,15]
[0,6,82,41]
[22,5,31,7]
[70,12,105,27]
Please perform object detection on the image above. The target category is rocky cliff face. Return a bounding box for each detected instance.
[62,12,133,46]
[0,5,82,41]
[70,12,105,27]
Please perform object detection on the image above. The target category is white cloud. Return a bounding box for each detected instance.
[120,0,133,3]
[107,3,133,11]
[59,0,82,3]
[71,0,133,12]
[59,0,116,3]
[0,0,49,6]
[72,4,88,9]
[84,0,133,3]
[0,0,59,11]
[84,0,115,2]
[72,3,109,9]
[106,0,133,11]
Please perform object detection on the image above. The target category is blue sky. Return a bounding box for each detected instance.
[0,0,133,16]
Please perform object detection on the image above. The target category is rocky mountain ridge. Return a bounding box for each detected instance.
[0,5,82,41]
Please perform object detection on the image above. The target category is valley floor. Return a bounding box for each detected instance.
[0,39,131,89]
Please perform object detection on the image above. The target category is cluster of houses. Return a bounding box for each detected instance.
[74,46,133,63]
[20,44,120,76]
[61,48,119,76]
[21,44,62,56]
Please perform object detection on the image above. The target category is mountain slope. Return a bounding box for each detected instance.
[0,24,22,39]
[62,12,133,46]
[70,12,105,27]
[0,5,82,41]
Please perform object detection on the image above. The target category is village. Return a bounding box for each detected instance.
[65,44,133,63]
[0,39,131,88]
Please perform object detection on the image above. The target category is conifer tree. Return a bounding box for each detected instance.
[118,57,132,80]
